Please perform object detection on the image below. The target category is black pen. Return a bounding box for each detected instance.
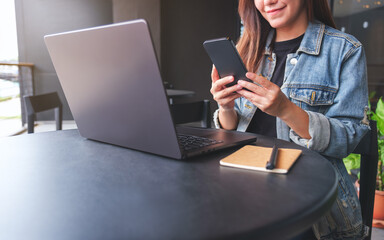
[266,145,278,170]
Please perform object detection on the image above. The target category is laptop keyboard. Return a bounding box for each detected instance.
[177,134,223,151]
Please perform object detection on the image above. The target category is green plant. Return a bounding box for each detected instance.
[343,153,360,175]
[0,96,13,102]
[370,96,384,191]
[343,93,384,191]
[0,115,21,120]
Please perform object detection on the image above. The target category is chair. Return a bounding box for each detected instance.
[353,120,378,240]
[169,99,211,128]
[24,92,63,133]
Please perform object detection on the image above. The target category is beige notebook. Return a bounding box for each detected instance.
[220,145,302,174]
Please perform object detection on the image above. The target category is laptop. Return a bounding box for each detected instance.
[44,19,256,159]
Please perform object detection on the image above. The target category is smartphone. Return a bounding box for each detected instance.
[203,37,253,87]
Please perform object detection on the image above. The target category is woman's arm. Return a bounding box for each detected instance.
[210,66,241,130]
[237,46,369,159]
[217,108,238,130]
[300,45,369,158]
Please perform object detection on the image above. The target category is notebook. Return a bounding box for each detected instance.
[220,145,302,174]
[44,19,257,159]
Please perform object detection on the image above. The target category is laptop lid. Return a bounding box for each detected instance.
[45,19,184,159]
[45,19,257,159]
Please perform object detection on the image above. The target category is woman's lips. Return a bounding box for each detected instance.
[266,6,286,15]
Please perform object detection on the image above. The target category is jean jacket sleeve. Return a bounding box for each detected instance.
[290,45,370,159]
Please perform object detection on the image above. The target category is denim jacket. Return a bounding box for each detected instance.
[214,21,370,239]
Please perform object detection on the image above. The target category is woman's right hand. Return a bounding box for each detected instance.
[210,65,241,110]
[210,65,241,130]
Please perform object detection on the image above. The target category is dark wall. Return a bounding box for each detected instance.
[15,0,239,121]
[112,0,161,63]
[15,0,113,120]
[334,7,384,97]
[161,0,240,114]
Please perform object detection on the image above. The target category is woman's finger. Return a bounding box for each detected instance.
[246,72,274,89]
[220,93,241,106]
[211,76,234,92]
[237,89,258,101]
[237,80,265,95]
[237,89,264,106]
[211,65,220,82]
[215,83,242,100]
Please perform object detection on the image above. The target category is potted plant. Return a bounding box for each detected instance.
[343,94,384,228]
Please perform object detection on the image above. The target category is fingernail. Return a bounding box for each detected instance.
[246,72,255,78]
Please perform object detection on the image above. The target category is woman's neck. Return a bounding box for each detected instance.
[275,11,308,42]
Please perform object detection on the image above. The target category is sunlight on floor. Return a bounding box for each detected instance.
[0,120,77,138]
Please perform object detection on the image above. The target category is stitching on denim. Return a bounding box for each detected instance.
[290,98,333,106]
[315,24,325,54]
[291,93,334,106]
[336,196,353,228]
[342,46,360,64]
[298,22,324,55]
[298,47,315,54]
[333,160,360,210]
[324,29,361,48]
[284,84,338,93]
[319,223,367,240]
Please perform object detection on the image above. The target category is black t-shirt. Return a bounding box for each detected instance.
[246,34,304,137]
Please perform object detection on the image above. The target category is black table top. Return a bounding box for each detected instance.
[0,130,337,240]
[166,89,195,98]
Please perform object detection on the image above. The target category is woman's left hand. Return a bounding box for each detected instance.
[236,72,290,118]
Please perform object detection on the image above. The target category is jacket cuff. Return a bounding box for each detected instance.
[289,111,330,152]
[213,109,221,129]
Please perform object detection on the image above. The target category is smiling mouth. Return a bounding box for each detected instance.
[266,6,286,14]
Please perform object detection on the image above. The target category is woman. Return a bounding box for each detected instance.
[211,0,370,239]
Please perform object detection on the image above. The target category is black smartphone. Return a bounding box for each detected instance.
[203,37,253,87]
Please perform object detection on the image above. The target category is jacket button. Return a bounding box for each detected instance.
[290,58,298,65]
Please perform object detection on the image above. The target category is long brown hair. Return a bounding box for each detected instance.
[237,0,336,73]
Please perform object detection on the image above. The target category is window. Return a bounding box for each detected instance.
[0,0,21,136]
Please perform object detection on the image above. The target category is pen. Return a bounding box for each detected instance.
[266,145,278,170]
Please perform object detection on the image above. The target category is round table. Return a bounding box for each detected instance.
[0,130,337,240]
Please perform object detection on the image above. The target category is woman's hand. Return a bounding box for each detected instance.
[210,65,241,130]
[236,72,290,118]
[210,66,241,110]
[237,72,311,139]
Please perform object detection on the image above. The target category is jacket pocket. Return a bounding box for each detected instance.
[289,85,337,114]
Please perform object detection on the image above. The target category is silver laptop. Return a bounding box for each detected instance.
[44,19,256,159]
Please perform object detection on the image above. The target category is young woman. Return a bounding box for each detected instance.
[211,0,370,239]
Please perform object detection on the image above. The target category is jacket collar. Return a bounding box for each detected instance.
[265,20,325,56]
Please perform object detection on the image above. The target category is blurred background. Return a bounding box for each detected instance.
[0,0,383,136]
